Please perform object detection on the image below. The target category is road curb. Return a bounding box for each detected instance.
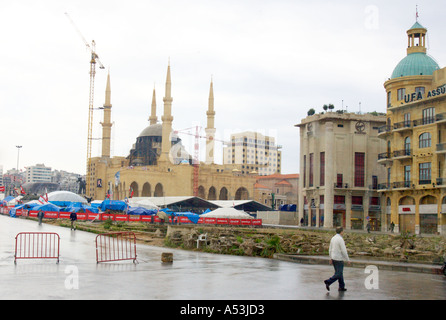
[273,254,443,275]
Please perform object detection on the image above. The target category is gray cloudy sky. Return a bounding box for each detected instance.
[1,0,445,175]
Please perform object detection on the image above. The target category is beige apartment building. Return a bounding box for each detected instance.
[379,20,446,235]
[297,112,386,230]
[223,131,282,176]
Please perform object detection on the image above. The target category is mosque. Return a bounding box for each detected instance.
[86,64,258,201]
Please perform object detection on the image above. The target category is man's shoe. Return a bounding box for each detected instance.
[338,288,347,292]
[324,280,330,291]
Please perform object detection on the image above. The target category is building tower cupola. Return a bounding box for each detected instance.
[406,21,427,55]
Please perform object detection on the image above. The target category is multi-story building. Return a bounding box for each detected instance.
[297,112,386,230]
[254,173,299,209]
[379,20,446,235]
[25,164,52,183]
[223,131,282,176]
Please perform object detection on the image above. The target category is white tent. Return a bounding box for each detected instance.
[128,197,159,210]
[47,191,87,204]
[200,207,253,219]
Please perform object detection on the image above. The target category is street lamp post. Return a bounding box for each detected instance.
[16,146,22,171]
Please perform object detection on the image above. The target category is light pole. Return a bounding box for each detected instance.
[16,145,22,171]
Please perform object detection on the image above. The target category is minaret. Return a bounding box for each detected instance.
[101,72,113,158]
[159,63,174,163]
[149,86,158,125]
[205,78,216,164]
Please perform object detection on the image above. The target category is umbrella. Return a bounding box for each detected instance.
[156,210,169,221]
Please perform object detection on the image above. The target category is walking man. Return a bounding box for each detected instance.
[70,211,78,230]
[324,227,350,292]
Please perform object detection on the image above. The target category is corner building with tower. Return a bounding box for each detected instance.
[379,20,446,235]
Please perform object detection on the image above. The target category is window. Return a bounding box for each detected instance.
[404,113,411,126]
[404,137,411,154]
[352,196,363,205]
[422,107,435,125]
[320,152,325,186]
[336,174,343,188]
[419,132,431,148]
[397,88,406,101]
[387,91,391,107]
[309,153,313,187]
[303,155,306,188]
[415,87,425,95]
[334,195,345,204]
[419,162,431,184]
[354,152,365,187]
[404,165,411,187]
[372,175,378,189]
[370,197,380,206]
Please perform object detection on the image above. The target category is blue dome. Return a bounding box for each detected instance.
[391,52,440,79]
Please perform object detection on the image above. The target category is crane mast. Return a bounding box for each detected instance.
[65,13,105,198]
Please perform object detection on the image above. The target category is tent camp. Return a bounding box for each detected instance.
[200,207,254,219]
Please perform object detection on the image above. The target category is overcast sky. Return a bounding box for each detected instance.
[1,0,446,176]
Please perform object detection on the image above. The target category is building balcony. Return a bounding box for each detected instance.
[392,181,412,189]
[377,125,391,137]
[377,183,391,191]
[393,149,412,160]
[393,121,412,132]
[377,152,393,164]
[436,143,446,154]
[413,117,435,127]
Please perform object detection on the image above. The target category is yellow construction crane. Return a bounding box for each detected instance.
[65,12,105,197]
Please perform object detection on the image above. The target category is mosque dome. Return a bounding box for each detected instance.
[391,52,440,79]
[138,123,162,137]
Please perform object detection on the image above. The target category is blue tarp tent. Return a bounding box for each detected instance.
[33,203,61,212]
[63,203,99,213]
[175,211,200,224]
[128,207,157,215]
[1,196,15,207]
[99,200,128,211]
[9,203,41,217]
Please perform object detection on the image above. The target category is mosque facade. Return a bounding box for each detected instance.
[86,64,257,202]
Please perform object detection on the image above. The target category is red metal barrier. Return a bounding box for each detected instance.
[14,232,60,264]
[95,232,137,263]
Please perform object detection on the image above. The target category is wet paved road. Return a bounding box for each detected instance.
[0,215,444,300]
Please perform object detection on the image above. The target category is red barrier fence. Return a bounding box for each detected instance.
[2,207,262,227]
[95,232,137,263]
[14,232,60,264]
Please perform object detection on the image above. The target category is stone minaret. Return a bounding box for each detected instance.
[101,72,113,158]
[205,79,216,164]
[149,86,157,125]
[159,63,173,163]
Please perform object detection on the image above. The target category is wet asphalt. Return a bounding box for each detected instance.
[0,215,444,301]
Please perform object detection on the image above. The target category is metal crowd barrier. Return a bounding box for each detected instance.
[95,231,137,263]
[14,232,60,264]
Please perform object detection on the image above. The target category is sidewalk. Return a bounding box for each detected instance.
[273,253,444,275]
